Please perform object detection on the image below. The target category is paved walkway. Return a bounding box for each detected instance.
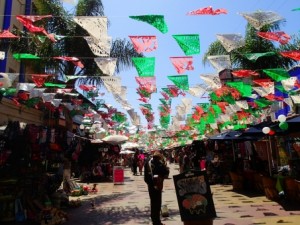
[65,163,300,225]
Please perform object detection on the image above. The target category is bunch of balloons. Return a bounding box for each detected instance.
[262,115,288,135]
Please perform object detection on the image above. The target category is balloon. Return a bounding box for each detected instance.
[279,122,288,130]
[269,130,275,135]
[262,127,270,134]
[278,115,286,123]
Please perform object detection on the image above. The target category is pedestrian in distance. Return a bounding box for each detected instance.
[144,151,169,225]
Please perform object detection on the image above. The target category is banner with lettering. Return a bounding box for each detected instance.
[173,170,216,222]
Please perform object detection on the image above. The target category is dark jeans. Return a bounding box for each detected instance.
[148,185,163,225]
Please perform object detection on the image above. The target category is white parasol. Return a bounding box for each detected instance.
[102,134,128,144]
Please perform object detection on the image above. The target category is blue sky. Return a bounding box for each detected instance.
[64,0,299,128]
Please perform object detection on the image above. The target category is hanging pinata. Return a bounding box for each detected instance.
[129,15,168,34]
[172,34,200,56]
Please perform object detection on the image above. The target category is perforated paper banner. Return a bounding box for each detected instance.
[168,75,189,90]
[13,53,40,61]
[252,85,274,97]
[263,68,290,82]
[94,57,117,76]
[207,55,231,72]
[17,83,36,92]
[187,6,227,15]
[200,74,222,90]
[280,50,300,61]
[226,81,252,97]
[188,84,207,97]
[129,15,168,34]
[132,57,155,77]
[0,30,19,38]
[243,52,276,62]
[239,11,284,30]
[73,16,108,40]
[216,34,245,52]
[135,77,157,93]
[101,76,122,95]
[257,32,290,45]
[84,36,111,57]
[170,56,194,74]
[173,34,200,56]
[281,77,298,91]
[232,69,259,77]
[129,36,158,53]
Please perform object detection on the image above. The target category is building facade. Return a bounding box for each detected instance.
[0,0,34,74]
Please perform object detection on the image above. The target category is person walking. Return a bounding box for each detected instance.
[144,151,169,225]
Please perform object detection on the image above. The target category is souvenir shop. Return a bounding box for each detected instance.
[0,98,120,224]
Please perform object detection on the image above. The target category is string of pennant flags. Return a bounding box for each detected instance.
[1,8,300,138]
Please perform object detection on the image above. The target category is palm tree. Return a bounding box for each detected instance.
[202,22,300,71]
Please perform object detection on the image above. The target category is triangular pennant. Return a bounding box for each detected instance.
[53,56,84,68]
[129,15,168,34]
[13,53,40,61]
[84,36,111,57]
[132,57,155,77]
[188,84,207,97]
[199,74,222,90]
[257,31,290,45]
[94,57,117,76]
[187,6,227,15]
[254,98,273,108]
[101,76,122,95]
[167,75,189,90]
[290,95,300,104]
[226,81,252,97]
[16,15,55,42]
[232,69,259,77]
[243,52,275,62]
[263,68,290,82]
[207,55,231,72]
[280,50,300,61]
[239,11,284,30]
[73,16,108,40]
[169,56,194,74]
[31,74,49,87]
[135,77,157,93]
[0,30,19,38]
[17,83,36,92]
[172,34,200,56]
[129,35,158,53]
[281,77,298,91]
[252,86,274,97]
[216,34,245,52]
[252,79,273,87]
[235,100,249,109]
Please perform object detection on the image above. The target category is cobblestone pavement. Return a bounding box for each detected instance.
[65,163,300,225]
